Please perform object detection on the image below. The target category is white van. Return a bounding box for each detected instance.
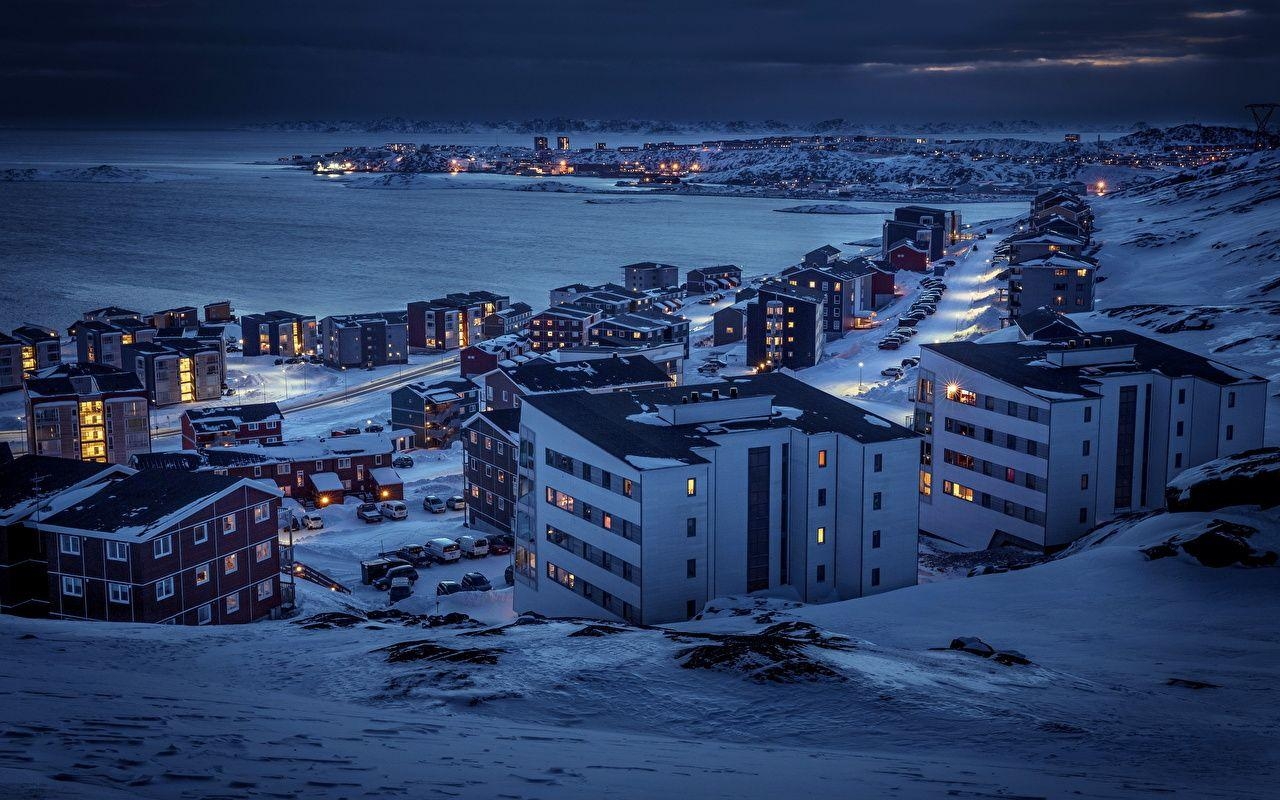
[425,537,462,563]
[301,511,324,530]
[455,535,489,559]
[377,500,408,520]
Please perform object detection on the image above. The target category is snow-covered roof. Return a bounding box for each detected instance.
[369,467,402,486]
[309,472,344,492]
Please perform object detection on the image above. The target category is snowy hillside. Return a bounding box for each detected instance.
[1089,151,1280,437]
[2,501,1276,798]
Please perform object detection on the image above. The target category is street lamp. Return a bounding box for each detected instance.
[858,361,864,392]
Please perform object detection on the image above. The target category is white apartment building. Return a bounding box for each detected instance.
[915,330,1268,550]
[513,372,920,625]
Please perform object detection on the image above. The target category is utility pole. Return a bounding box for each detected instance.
[1246,103,1278,149]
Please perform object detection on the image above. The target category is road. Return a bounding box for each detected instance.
[0,355,460,455]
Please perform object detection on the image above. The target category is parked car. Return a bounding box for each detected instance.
[226,344,242,353]
[392,455,414,469]
[308,355,323,364]
[301,511,324,530]
[489,533,515,548]
[373,564,419,591]
[391,544,433,567]
[446,495,466,511]
[436,580,463,596]
[878,339,901,350]
[343,427,361,435]
[901,357,920,368]
[881,367,905,379]
[426,537,462,563]
[456,535,489,558]
[488,539,512,556]
[285,356,303,364]
[364,423,384,433]
[377,500,408,520]
[460,572,492,592]
[273,358,284,365]
[894,327,918,338]
[360,556,412,586]
[914,304,937,315]
[422,495,446,513]
[388,576,413,603]
[356,503,383,524]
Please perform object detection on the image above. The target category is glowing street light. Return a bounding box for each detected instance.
[858,361,864,392]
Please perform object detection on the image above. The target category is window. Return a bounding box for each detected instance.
[257,579,274,600]
[155,576,175,600]
[816,564,826,583]
[153,536,173,559]
[254,503,271,523]
[817,488,827,507]
[59,534,81,556]
[195,563,210,585]
[872,530,881,549]
[277,463,290,475]
[943,481,974,502]
[226,593,240,614]
[686,600,697,619]
[871,568,881,587]
[1226,425,1234,441]
[1084,406,1092,422]
[1080,474,1089,490]
[1178,388,1186,405]
[687,559,697,578]
[197,604,212,625]
[1174,453,1183,468]
[816,526,826,544]
[224,554,238,574]
[581,462,591,481]
[686,478,697,497]
[873,453,883,472]
[106,540,128,562]
[108,582,130,604]
[1228,391,1236,409]
[1079,507,1088,523]
[61,576,83,597]
[222,514,236,534]
[1176,420,1184,437]
[872,492,882,510]
[255,541,272,562]
[686,517,697,537]
[623,478,633,497]
[337,457,351,469]
[1082,440,1091,456]
[817,449,827,468]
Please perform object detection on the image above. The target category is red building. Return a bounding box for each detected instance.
[26,466,283,625]
[135,429,414,507]
[885,239,931,272]
[460,333,534,379]
[181,402,284,450]
[528,305,602,352]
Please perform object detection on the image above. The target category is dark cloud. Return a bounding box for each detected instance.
[2,0,1277,125]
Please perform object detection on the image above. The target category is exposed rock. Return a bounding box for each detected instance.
[949,636,996,657]
[1165,447,1280,513]
[567,624,630,637]
[295,612,367,630]
[1167,677,1220,690]
[670,621,854,683]
[376,640,503,665]
[992,650,1032,666]
[1141,519,1276,567]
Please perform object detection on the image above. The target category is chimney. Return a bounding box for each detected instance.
[711,389,721,400]
[729,386,739,398]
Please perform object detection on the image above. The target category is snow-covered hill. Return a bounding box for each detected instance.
[1089,151,1280,438]
[2,498,1276,798]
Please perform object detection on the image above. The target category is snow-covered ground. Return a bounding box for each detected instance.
[2,502,1276,798]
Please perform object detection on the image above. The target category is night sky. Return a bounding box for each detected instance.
[3,0,1278,126]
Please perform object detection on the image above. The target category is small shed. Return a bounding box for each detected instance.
[369,467,405,501]
[309,471,345,506]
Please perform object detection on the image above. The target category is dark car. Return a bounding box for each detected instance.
[460,572,492,592]
[343,427,361,435]
[488,540,512,556]
[392,455,414,469]
[436,580,463,596]
[391,544,433,567]
[285,356,303,364]
[489,533,515,548]
[273,358,284,365]
[364,423,384,433]
[373,563,419,591]
[504,565,514,586]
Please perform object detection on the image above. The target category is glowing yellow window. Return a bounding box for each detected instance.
[686,478,697,497]
[816,527,826,544]
[817,450,827,468]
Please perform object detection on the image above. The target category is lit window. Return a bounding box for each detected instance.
[196,563,210,585]
[816,527,826,544]
[222,514,236,534]
[226,594,240,614]
[257,579,273,601]
[253,503,271,523]
[686,478,697,497]
[255,541,272,562]
[817,449,827,468]
[224,554,238,574]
